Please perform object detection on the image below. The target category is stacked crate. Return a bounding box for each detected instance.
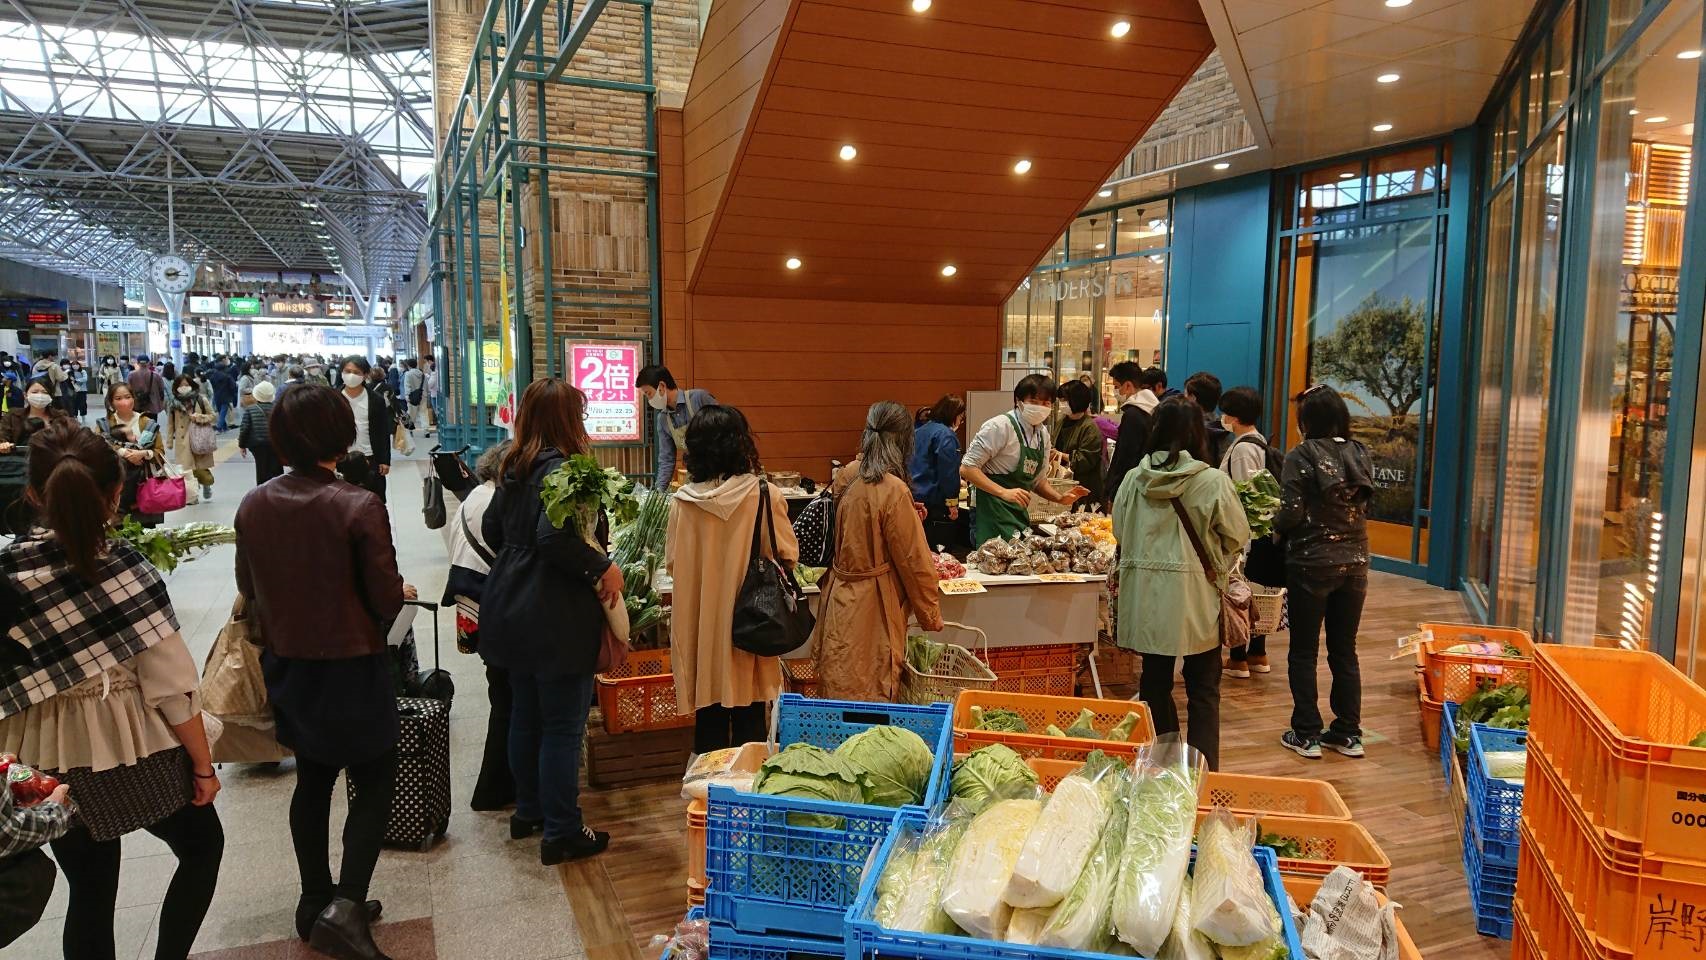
[1513,645,1706,959]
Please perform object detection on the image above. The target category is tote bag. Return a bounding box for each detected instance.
[188,421,217,457]
[137,470,186,513]
[732,481,814,657]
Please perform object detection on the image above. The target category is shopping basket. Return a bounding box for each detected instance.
[900,620,997,706]
[1249,585,1286,635]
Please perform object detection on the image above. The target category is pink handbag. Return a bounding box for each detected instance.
[137,474,187,513]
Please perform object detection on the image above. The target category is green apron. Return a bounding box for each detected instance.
[973,411,1045,546]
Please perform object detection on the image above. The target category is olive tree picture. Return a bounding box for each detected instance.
[1310,293,1431,526]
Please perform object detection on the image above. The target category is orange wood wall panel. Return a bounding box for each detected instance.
[657,106,693,382]
[685,294,999,476]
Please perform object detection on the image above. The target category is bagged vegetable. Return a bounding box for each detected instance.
[1111,736,1205,955]
[835,725,934,807]
[1034,765,1129,951]
[1007,750,1127,907]
[681,744,762,801]
[1192,809,1276,947]
[1157,876,1215,960]
[752,743,867,827]
[941,797,1042,939]
[1215,897,1289,960]
[873,834,921,930]
[1004,908,1052,945]
[1483,750,1527,782]
[1299,865,1397,960]
[880,805,975,935]
[950,744,1038,808]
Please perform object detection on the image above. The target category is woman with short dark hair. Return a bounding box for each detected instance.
[168,372,216,502]
[235,383,415,957]
[909,393,966,526]
[1276,384,1373,761]
[480,379,625,864]
[667,405,799,751]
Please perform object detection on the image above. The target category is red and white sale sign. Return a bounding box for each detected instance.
[569,342,642,441]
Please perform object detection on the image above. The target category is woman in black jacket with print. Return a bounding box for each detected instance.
[480,379,624,865]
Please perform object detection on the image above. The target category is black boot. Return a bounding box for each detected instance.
[298,897,385,941]
[541,824,609,865]
[308,897,391,960]
[509,814,543,839]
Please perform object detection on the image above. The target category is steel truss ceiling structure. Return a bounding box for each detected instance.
[0,0,431,296]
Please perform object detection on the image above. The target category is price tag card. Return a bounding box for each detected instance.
[1390,630,1431,661]
[938,578,988,596]
[1036,573,1086,583]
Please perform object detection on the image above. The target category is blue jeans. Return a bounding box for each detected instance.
[508,671,595,841]
[215,401,232,431]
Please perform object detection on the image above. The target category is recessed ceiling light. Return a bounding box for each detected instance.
[1376,72,1400,83]
[1630,108,1641,115]
[1212,162,1231,170]
[1012,159,1032,175]
[785,257,802,270]
[1094,242,1106,250]
[1645,115,1670,123]
[838,144,857,161]
[941,264,958,277]
[1679,49,1703,59]
[1373,123,1394,132]
[910,0,930,11]
[1339,171,1356,179]
[1110,20,1131,38]
[1384,0,1411,7]
[1098,189,1112,198]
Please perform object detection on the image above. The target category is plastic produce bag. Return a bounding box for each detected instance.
[1300,865,1398,960]
[1004,908,1052,945]
[1111,736,1206,955]
[1034,764,1129,951]
[1191,809,1276,947]
[879,804,975,935]
[941,797,1042,939]
[873,833,921,930]
[1158,876,1215,960]
[1007,750,1128,908]
[681,744,761,801]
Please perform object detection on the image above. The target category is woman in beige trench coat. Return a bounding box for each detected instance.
[167,373,217,500]
[812,401,944,703]
[666,405,799,752]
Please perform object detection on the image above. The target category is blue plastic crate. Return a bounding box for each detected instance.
[848,810,1304,960]
[705,695,954,938]
[1440,701,1459,783]
[1466,724,1526,869]
[708,922,844,960]
[1460,814,1516,940]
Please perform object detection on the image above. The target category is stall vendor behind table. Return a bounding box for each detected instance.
[637,365,717,489]
[960,374,1087,546]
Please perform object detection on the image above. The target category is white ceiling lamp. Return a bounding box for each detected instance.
[1098,189,1113,198]
[1630,108,1641,115]
[1110,20,1131,38]
[785,257,802,270]
[910,0,930,11]
[1012,159,1033,175]
[1373,122,1394,132]
[1212,162,1231,170]
[941,264,958,277]
[1339,171,1357,179]
[838,144,858,161]
[1384,0,1411,7]
[1644,115,1670,123]
[1094,242,1106,250]
[1376,72,1400,83]
[1679,49,1703,59]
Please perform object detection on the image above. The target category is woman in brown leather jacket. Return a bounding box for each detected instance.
[233,384,416,960]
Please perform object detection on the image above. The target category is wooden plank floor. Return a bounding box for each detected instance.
[562,571,1507,959]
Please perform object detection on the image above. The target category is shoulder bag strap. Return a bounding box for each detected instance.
[461,507,495,566]
[751,479,770,559]
[1168,497,1217,587]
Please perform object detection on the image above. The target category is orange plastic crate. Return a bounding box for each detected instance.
[1209,812,1390,886]
[1282,876,1420,960]
[952,689,1154,761]
[1528,645,1706,865]
[595,648,690,734]
[1200,771,1353,820]
[687,877,705,907]
[1516,825,1612,960]
[780,657,819,698]
[1522,748,1706,959]
[974,643,1083,698]
[687,799,706,891]
[1417,621,1535,704]
[1417,673,1444,752]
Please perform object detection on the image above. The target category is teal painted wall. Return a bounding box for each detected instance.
[1167,172,1273,396]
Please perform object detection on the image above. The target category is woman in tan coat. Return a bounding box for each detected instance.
[667,405,799,752]
[812,401,944,702]
[167,373,216,501]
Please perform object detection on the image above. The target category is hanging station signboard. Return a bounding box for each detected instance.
[188,296,222,314]
[225,297,262,316]
[568,340,643,442]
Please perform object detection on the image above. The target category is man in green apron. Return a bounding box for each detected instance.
[638,365,717,489]
[960,374,1089,546]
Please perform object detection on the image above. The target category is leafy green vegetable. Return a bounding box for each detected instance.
[1035,766,1129,950]
[1191,810,1272,947]
[941,798,1042,938]
[1108,712,1142,743]
[834,725,934,808]
[1257,832,1303,859]
[114,518,236,573]
[970,706,1028,733]
[1064,708,1102,740]
[540,453,638,536]
[795,565,826,587]
[949,744,1038,808]
[907,634,946,673]
[1008,751,1128,908]
[880,812,972,934]
[1111,762,1199,954]
[1454,682,1530,754]
[1691,730,1706,749]
[1235,470,1282,539]
[752,743,866,827]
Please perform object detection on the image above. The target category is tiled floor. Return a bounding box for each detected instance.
[8,428,577,960]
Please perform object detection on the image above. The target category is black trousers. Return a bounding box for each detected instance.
[1286,567,1369,740]
[50,801,224,960]
[471,664,516,809]
[252,442,283,486]
[1137,649,1221,770]
[0,849,57,949]
[1229,635,1268,660]
[289,750,397,909]
[693,703,767,754]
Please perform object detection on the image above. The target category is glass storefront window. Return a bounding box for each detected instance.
[1069,215,1113,262]
[1468,181,1516,603]
[1548,3,1577,119]
[1564,0,1700,646]
[1116,202,1170,254]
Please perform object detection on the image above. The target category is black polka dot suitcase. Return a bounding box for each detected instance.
[351,601,452,850]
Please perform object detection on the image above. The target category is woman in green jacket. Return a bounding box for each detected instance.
[1112,396,1250,770]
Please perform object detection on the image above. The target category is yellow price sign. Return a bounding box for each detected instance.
[1036,573,1086,583]
[938,578,987,596]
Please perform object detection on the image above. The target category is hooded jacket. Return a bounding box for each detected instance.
[666,474,796,712]
[1104,392,1156,507]
[1274,437,1374,572]
[1112,452,1250,658]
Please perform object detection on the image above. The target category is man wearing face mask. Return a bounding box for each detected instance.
[636,365,717,489]
[959,374,1088,547]
[336,356,395,502]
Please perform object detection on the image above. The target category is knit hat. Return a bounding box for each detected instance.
[252,381,276,403]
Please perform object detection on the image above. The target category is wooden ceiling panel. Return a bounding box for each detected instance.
[685,0,1214,304]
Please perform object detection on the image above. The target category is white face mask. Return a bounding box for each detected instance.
[647,389,669,411]
[25,392,52,409]
[1019,402,1052,427]
[175,386,193,397]
[343,372,365,389]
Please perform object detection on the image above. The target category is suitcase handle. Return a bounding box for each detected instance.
[403,599,441,671]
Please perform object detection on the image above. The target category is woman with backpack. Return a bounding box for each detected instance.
[1217,385,1284,679]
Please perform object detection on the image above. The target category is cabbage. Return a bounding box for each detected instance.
[1007,750,1127,907]
[1111,743,1203,955]
[950,744,1039,808]
[1004,908,1052,945]
[836,725,935,807]
[1034,766,1128,951]
[873,838,920,929]
[1157,876,1216,960]
[941,798,1042,939]
[1191,810,1273,947]
[883,810,972,934]
[753,743,866,827]
[1213,898,1288,960]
